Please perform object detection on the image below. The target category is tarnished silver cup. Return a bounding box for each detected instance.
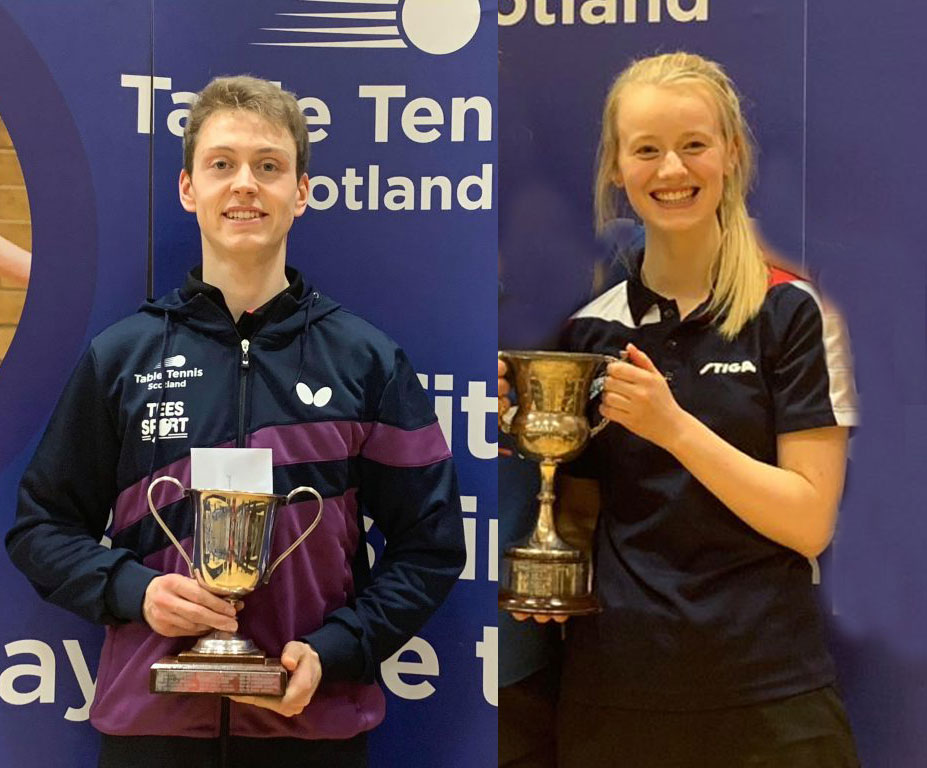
[499,350,615,616]
[145,477,323,694]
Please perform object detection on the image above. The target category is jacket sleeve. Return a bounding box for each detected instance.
[302,347,466,682]
[5,346,160,625]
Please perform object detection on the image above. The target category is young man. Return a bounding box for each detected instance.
[6,76,465,767]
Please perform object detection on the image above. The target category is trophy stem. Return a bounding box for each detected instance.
[530,459,569,551]
[187,599,261,657]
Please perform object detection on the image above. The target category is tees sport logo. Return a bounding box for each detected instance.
[296,382,334,407]
[255,0,481,56]
[140,401,189,442]
[699,361,757,376]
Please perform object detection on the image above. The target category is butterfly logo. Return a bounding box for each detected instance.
[296,382,333,407]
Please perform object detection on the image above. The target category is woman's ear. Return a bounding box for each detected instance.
[724,137,740,176]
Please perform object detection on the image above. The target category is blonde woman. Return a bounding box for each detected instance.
[499,52,859,766]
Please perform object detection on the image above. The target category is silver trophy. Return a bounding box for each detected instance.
[146,476,323,695]
[498,350,616,616]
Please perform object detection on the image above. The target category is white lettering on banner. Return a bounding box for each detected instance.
[307,164,493,213]
[0,640,97,721]
[366,492,497,583]
[167,91,197,137]
[120,74,172,133]
[380,636,439,700]
[475,626,498,706]
[121,76,492,145]
[499,0,708,26]
[0,640,56,706]
[460,497,499,583]
[461,381,498,460]
[120,75,334,141]
[417,374,498,459]
[298,97,332,143]
[63,640,95,722]
[358,85,492,144]
[461,496,476,580]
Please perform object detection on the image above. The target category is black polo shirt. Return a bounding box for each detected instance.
[180,265,305,338]
[559,257,859,711]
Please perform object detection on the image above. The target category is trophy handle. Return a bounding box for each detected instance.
[263,486,325,583]
[497,351,516,434]
[588,353,622,437]
[146,475,194,577]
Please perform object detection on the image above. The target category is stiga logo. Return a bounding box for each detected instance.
[699,361,757,376]
[255,0,481,56]
[499,0,708,27]
[141,401,189,442]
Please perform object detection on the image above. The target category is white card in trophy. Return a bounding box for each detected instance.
[190,447,273,494]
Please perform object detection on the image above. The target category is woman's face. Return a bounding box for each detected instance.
[614,83,731,235]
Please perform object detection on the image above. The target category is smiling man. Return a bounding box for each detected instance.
[6,76,465,768]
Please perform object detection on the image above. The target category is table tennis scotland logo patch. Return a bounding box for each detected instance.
[255,0,481,55]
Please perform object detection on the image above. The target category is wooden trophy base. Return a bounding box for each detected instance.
[150,650,287,696]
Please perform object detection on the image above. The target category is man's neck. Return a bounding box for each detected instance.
[201,243,289,322]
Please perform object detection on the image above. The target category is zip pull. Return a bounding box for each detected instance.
[240,339,250,369]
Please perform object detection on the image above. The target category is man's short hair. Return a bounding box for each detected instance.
[183,75,309,177]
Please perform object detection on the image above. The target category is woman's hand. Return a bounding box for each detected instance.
[498,358,512,426]
[511,612,568,624]
[599,343,686,451]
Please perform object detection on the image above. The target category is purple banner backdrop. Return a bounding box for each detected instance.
[0,2,497,767]
[500,0,927,765]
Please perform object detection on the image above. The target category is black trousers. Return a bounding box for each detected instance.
[98,733,367,768]
[558,686,859,768]
[499,664,559,768]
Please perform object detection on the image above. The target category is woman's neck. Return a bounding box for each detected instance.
[640,219,720,315]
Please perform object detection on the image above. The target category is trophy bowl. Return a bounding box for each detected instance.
[146,477,323,694]
[499,350,615,616]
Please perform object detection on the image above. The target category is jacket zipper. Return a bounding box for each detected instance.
[238,338,250,447]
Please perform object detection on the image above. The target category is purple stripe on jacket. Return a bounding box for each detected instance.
[111,454,199,536]
[249,420,372,465]
[360,421,451,467]
[112,419,448,535]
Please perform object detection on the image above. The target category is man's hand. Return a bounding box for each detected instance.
[230,641,322,717]
[143,573,239,637]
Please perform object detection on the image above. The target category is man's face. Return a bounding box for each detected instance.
[179,109,309,260]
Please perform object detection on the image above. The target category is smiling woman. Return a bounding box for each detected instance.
[499,51,861,768]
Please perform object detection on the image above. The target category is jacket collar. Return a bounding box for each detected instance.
[140,265,340,344]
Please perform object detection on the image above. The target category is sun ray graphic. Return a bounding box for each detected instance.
[253,0,480,55]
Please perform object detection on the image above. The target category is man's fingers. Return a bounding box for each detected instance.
[159,588,238,632]
[183,604,238,633]
[229,695,280,711]
[165,615,213,636]
[174,577,237,616]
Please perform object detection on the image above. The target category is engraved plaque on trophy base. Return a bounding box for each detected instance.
[150,654,287,696]
[499,547,599,616]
